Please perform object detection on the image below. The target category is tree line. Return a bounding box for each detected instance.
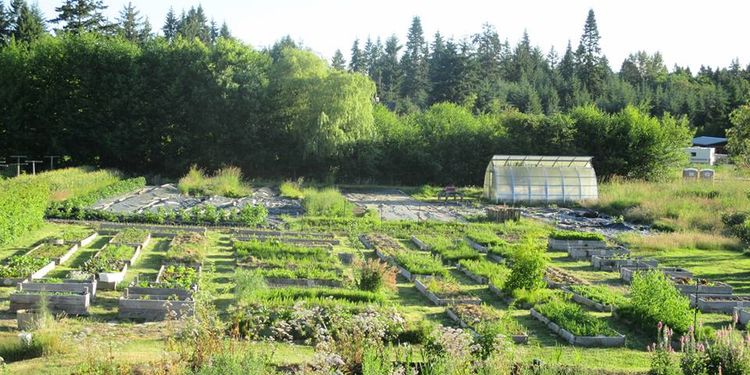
[0,1,735,184]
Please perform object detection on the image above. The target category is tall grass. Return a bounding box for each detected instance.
[302,187,353,217]
[178,165,252,198]
[588,170,750,233]
[618,232,743,252]
[279,180,305,199]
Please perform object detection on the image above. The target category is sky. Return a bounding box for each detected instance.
[31,0,750,72]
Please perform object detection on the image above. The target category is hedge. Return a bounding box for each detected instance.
[0,180,50,245]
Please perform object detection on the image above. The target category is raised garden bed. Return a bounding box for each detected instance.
[548,232,607,252]
[26,242,80,265]
[671,277,733,295]
[693,295,750,314]
[446,305,528,344]
[545,267,588,289]
[414,278,480,306]
[19,278,97,300]
[0,256,56,286]
[591,256,658,271]
[234,235,338,247]
[563,285,625,312]
[118,286,195,321]
[465,238,489,254]
[735,307,749,326]
[530,308,625,347]
[585,247,630,259]
[82,244,141,290]
[10,289,91,315]
[154,264,201,290]
[410,236,431,251]
[456,262,488,284]
[110,228,151,250]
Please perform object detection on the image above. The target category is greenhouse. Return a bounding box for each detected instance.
[483,155,598,204]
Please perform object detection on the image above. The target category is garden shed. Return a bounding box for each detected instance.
[483,155,598,204]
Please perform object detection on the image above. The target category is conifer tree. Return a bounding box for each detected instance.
[219,21,231,39]
[52,0,110,34]
[349,38,365,73]
[13,0,45,43]
[400,16,429,110]
[162,7,178,41]
[331,49,346,71]
[116,2,149,43]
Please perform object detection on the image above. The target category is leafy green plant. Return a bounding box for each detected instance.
[504,242,548,293]
[238,204,267,226]
[421,237,481,262]
[619,270,693,335]
[150,265,199,289]
[0,256,52,278]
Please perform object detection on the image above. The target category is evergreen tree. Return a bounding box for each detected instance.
[116,2,149,43]
[0,1,12,44]
[13,0,45,43]
[162,6,178,41]
[177,5,210,44]
[366,37,384,87]
[400,16,429,110]
[428,33,466,105]
[378,35,402,107]
[219,21,231,39]
[52,0,110,34]
[209,18,218,43]
[331,49,346,71]
[575,9,607,97]
[349,38,365,73]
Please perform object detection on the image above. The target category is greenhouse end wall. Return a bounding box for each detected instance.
[482,156,598,204]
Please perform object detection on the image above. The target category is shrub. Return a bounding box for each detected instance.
[621,270,693,335]
[356,258,397,292]
[238,204,268,226]
[549,230,605,241]
[302,187,353,217]
[504,242,548,293]
[234,269,268,303]
[279,180,305,199]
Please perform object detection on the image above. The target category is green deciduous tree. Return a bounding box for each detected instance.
[727,104,750,166]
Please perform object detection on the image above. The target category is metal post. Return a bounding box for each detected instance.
[693,278,699,333]
[28,160,42,175]
[10,155,26,176]
[44,155,60,170]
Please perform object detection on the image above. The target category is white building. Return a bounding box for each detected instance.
[685,147,716,165]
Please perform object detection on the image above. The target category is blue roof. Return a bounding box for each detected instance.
[693,136,727,146]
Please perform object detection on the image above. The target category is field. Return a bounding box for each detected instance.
[0,166,748,374]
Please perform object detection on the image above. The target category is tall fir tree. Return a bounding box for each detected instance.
[162,6,178,41]
[367,37,384,88]
[0,0,12,44]
[209,18,218,43]
[219,21,231,39]
[116,2,149,43]
[349,38,365,73]
[52,0,110,34]
[399,16,429,110]
[12,0,45,43]
[378,35,402,107]
[177,5,210,44]
[428,32,466,105]
[575,9,607,97]
[331,49,346,71]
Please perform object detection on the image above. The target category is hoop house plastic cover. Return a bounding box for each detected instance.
[483,155,598,204]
